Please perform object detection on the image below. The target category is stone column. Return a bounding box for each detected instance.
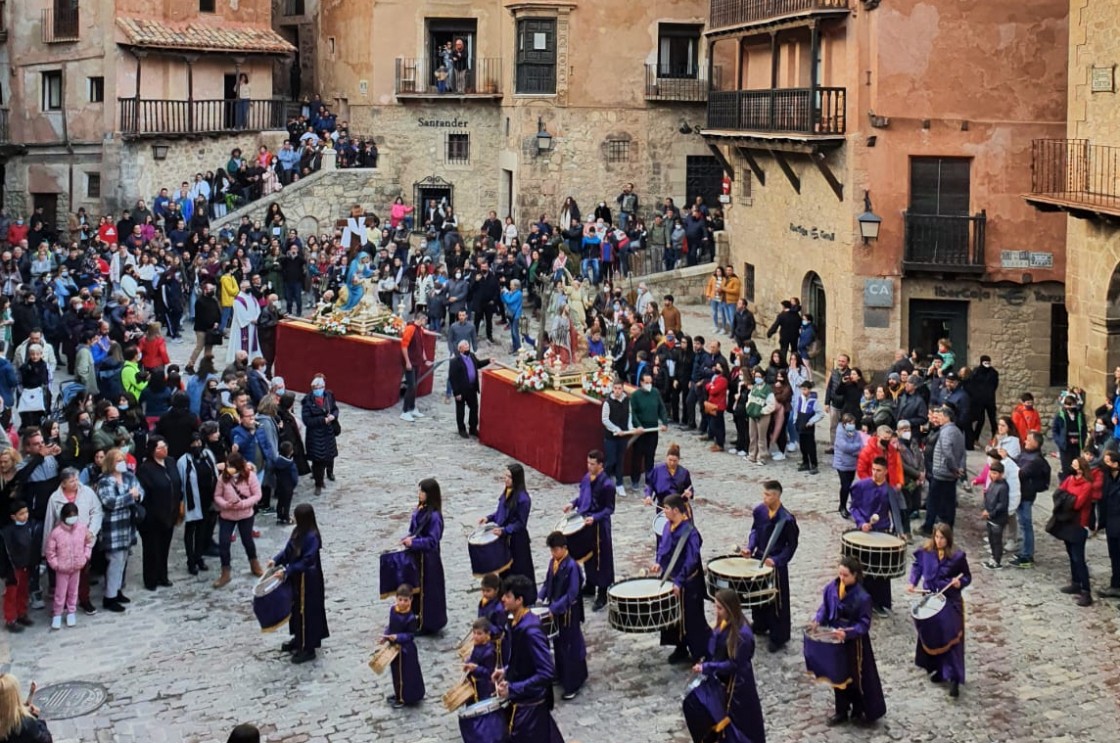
[321,148,337,171]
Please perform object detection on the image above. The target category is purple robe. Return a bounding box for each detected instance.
[695,621,766,743]
[386,608,425,705]
[467,641,497,702]
[569,473,615,589]
[273,531,329,651]
[478,598,510,666]
[849,478,897,610]
[538,555,587,695]
[407,506,448,633]
[746,504,799,645]
[644,463,694,509]
[504,611,565,742]
[657,519,711,659]
[909,548,971,684]
[813,580,886,723]
[487,489,536,584]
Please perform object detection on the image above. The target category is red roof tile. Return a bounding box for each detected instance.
[116,17,296,55]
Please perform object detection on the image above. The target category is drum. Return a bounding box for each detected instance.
[457,629,475,662]
[606,577,681,633]
[458,698,510,743]
[682,674,728,733]
[840,530,908,578]
[252,567,292,633]
[442,679,475,712]
[368,643,399,675]
[555,512,595,563]
[468,523,512,578]
[651,511,669,540]
[379,547,419,599]
[911,594,960,653]
[802,628,851,688]
[704,556,777,607]
[532,606,558,639]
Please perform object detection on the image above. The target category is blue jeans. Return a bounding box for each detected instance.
[285,281,303,315]
[709,300,722,329]
[581,258,600,284]
[220,306,232,332]
[721,302,735,331]
[618,212,631,231]
[603,436,626,486]
[235,99,250,129]
[1016,499,1035,559]
[510,316,522,353]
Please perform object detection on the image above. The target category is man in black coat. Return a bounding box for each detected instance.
[470,260,500,343]
[189,280,222,370]
[766,300,802,361]
[966,354,1000,444]
[448,339,492,438]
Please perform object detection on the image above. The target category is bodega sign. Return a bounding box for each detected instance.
[418,117,469,128]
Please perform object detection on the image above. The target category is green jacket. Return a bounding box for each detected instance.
[630,387,669,429]
[646,221,669,248]
[121,360,148,400]
[745,383,774,419]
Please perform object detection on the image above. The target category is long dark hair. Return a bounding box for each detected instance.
[291,503,320,556]
[507,463,527,495]
[714,588,746,660]
[418,478,442,512]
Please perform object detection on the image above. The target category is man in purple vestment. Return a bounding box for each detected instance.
[565,451,615,611]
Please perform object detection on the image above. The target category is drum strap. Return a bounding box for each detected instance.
[660,523,694,590]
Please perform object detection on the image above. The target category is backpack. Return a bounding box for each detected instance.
[98,363,124,402]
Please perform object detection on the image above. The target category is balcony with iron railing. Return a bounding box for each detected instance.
[705,87,846,136]
[42,6,80,43]
[709,0,851,34]
[644,65,722,103]
[1025,138,1120,220]
[394,58,503,99]
[902,211,988,274]
[118,98,289,138]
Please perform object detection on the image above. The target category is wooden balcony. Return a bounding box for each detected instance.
[42,6,80,43]
[118,98,288,138]
[708,0,850,36]
[903,211,988,275]
[705,87,845,137]
[394,58,503,100]
[644,65,722,103]
[1025,138,1120,221]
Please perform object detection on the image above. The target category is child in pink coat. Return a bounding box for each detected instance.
[45,502,92,629]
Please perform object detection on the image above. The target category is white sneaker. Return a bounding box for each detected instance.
[772,452,786,461]
[400,412,415,422]
[617,484,626,497]
[65,613,76,627]
[736,450,747,457]
[51,616,62,631]
[411,410,426,419]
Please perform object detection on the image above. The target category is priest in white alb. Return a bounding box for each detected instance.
[228,280,263,363]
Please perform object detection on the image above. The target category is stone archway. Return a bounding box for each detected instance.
[802,271,827,363]
[296,216,319,238]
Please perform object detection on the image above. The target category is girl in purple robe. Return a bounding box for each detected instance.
[483,464,536,584]
[269,503,329,664]
[382,584,425,708]
[538,531,588,700]
[403,478,447,634]
[811,555,886,727]
[644,445,695,549]
[906,523,971,698]
[684,588,765,743]
[653,494,711,663]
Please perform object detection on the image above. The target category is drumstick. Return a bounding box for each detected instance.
[917,574,965,608]
[870,514,880,525]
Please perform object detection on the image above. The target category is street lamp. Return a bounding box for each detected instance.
[857,190,882,245]
[535,117,552,155]
[151,143,170,161]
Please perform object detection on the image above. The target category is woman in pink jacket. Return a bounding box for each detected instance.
[45,502,92,630]
[211,452,262,589]
[389,197,415,230]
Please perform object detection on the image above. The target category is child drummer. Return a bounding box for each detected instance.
[538,531,587,701]
[477,572,509,664]
[381,585,425,709]
[463,618,497,703]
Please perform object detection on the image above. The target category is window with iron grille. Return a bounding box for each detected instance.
[606,139,630,163]
[86,173,101,199]
[446,133,470,165]
[743,263,755,303]
[516,19,557,94]
[735,152,753,202]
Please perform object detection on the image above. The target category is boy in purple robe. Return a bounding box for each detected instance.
[495,574,566,742]
[464,618,497,703]
[811,556,886,726]
[482,463,536,584]
[565,450,615,612]
[653,494,711,663]
[477,572,510,665]
[643,443,695,526]
[849,457,897,616]
[744,480,799,652]
[382,585,425,709]
[402,478,447,634]
[538,531,588,700]
[906,522,971,698]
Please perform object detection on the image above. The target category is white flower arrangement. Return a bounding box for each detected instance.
[319,315,351,336]
[515,361,551,392]
[581,355,614,398]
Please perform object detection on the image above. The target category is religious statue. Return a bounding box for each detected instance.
[337,203,379,260]
[335,253,377,314]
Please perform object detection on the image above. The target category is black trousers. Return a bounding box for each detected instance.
[139,524,174,588]
[402,368,418,413]
[799,430,818,468]
[276,481,294,522]
[311,459,334,488]
[473,305,495,341]
[684,384,704,427]
[631,431,658,486]
[184,520,208,568]
[838,470,856,510]
[455,390,479,434]
[733,411,749,451]
[971,401,997,443]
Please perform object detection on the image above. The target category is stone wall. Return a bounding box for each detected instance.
[634,233,732,305]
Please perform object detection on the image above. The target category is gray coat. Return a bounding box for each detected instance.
[932,422,966,482]
[177,449,218,523]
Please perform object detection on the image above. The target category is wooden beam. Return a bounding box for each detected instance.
[706,143,734,181]
[770,149,800,194]
[811,148,843,201]
[736,146,765,186]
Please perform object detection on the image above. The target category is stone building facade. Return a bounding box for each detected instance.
[1026,0,1120,406]
[316,0,725,233]
[705,0,1070,411]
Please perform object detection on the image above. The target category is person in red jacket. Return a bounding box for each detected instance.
[137,322,170,372]
[6,216,28,246]
[856,425,904,488]
[1057,457,1101,607]
[1011,393,1043,447]
[705,361,729,453]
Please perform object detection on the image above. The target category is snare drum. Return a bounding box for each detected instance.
[252,567,292,633]
[555,512,595,564]
[704,556,777,607]
[531,606,558,639]
[651,511,669,540]
[458,698,510,743]
[802,628,851,688]
[606,577,681,633]
[840,530,907,578]
[368,643,399,675]
[468,523,512,578]
[379,547,419,599]
[911,594,961,654]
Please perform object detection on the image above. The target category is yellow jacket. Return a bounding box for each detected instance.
[723,275,742,304]
[219,273,239,308]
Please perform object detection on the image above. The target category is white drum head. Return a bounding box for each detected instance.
[708,556,772,578]
[468,526,501,545]
[843,530,905,548]
[556,513,585,536]
[608,577,674,599]
[911,593,947,620]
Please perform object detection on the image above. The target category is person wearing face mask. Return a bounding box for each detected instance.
[630,370,671,483]
[0,501,39,631]
[301,374,339,496]
[1051,392,1088,479]
[744,367,777,466]
[832,413,866,521]
[896,420,925,523]
[211,452,263,588]
[44,501,92,630]
[703,361,729,453]
[41,467,102,617]
[178,432,218,576]
[95,449,143,612]
[856,425,904,488]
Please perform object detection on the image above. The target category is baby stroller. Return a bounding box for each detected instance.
[49,381,87,423]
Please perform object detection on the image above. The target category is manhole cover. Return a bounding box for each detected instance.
[34,681,108,720]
